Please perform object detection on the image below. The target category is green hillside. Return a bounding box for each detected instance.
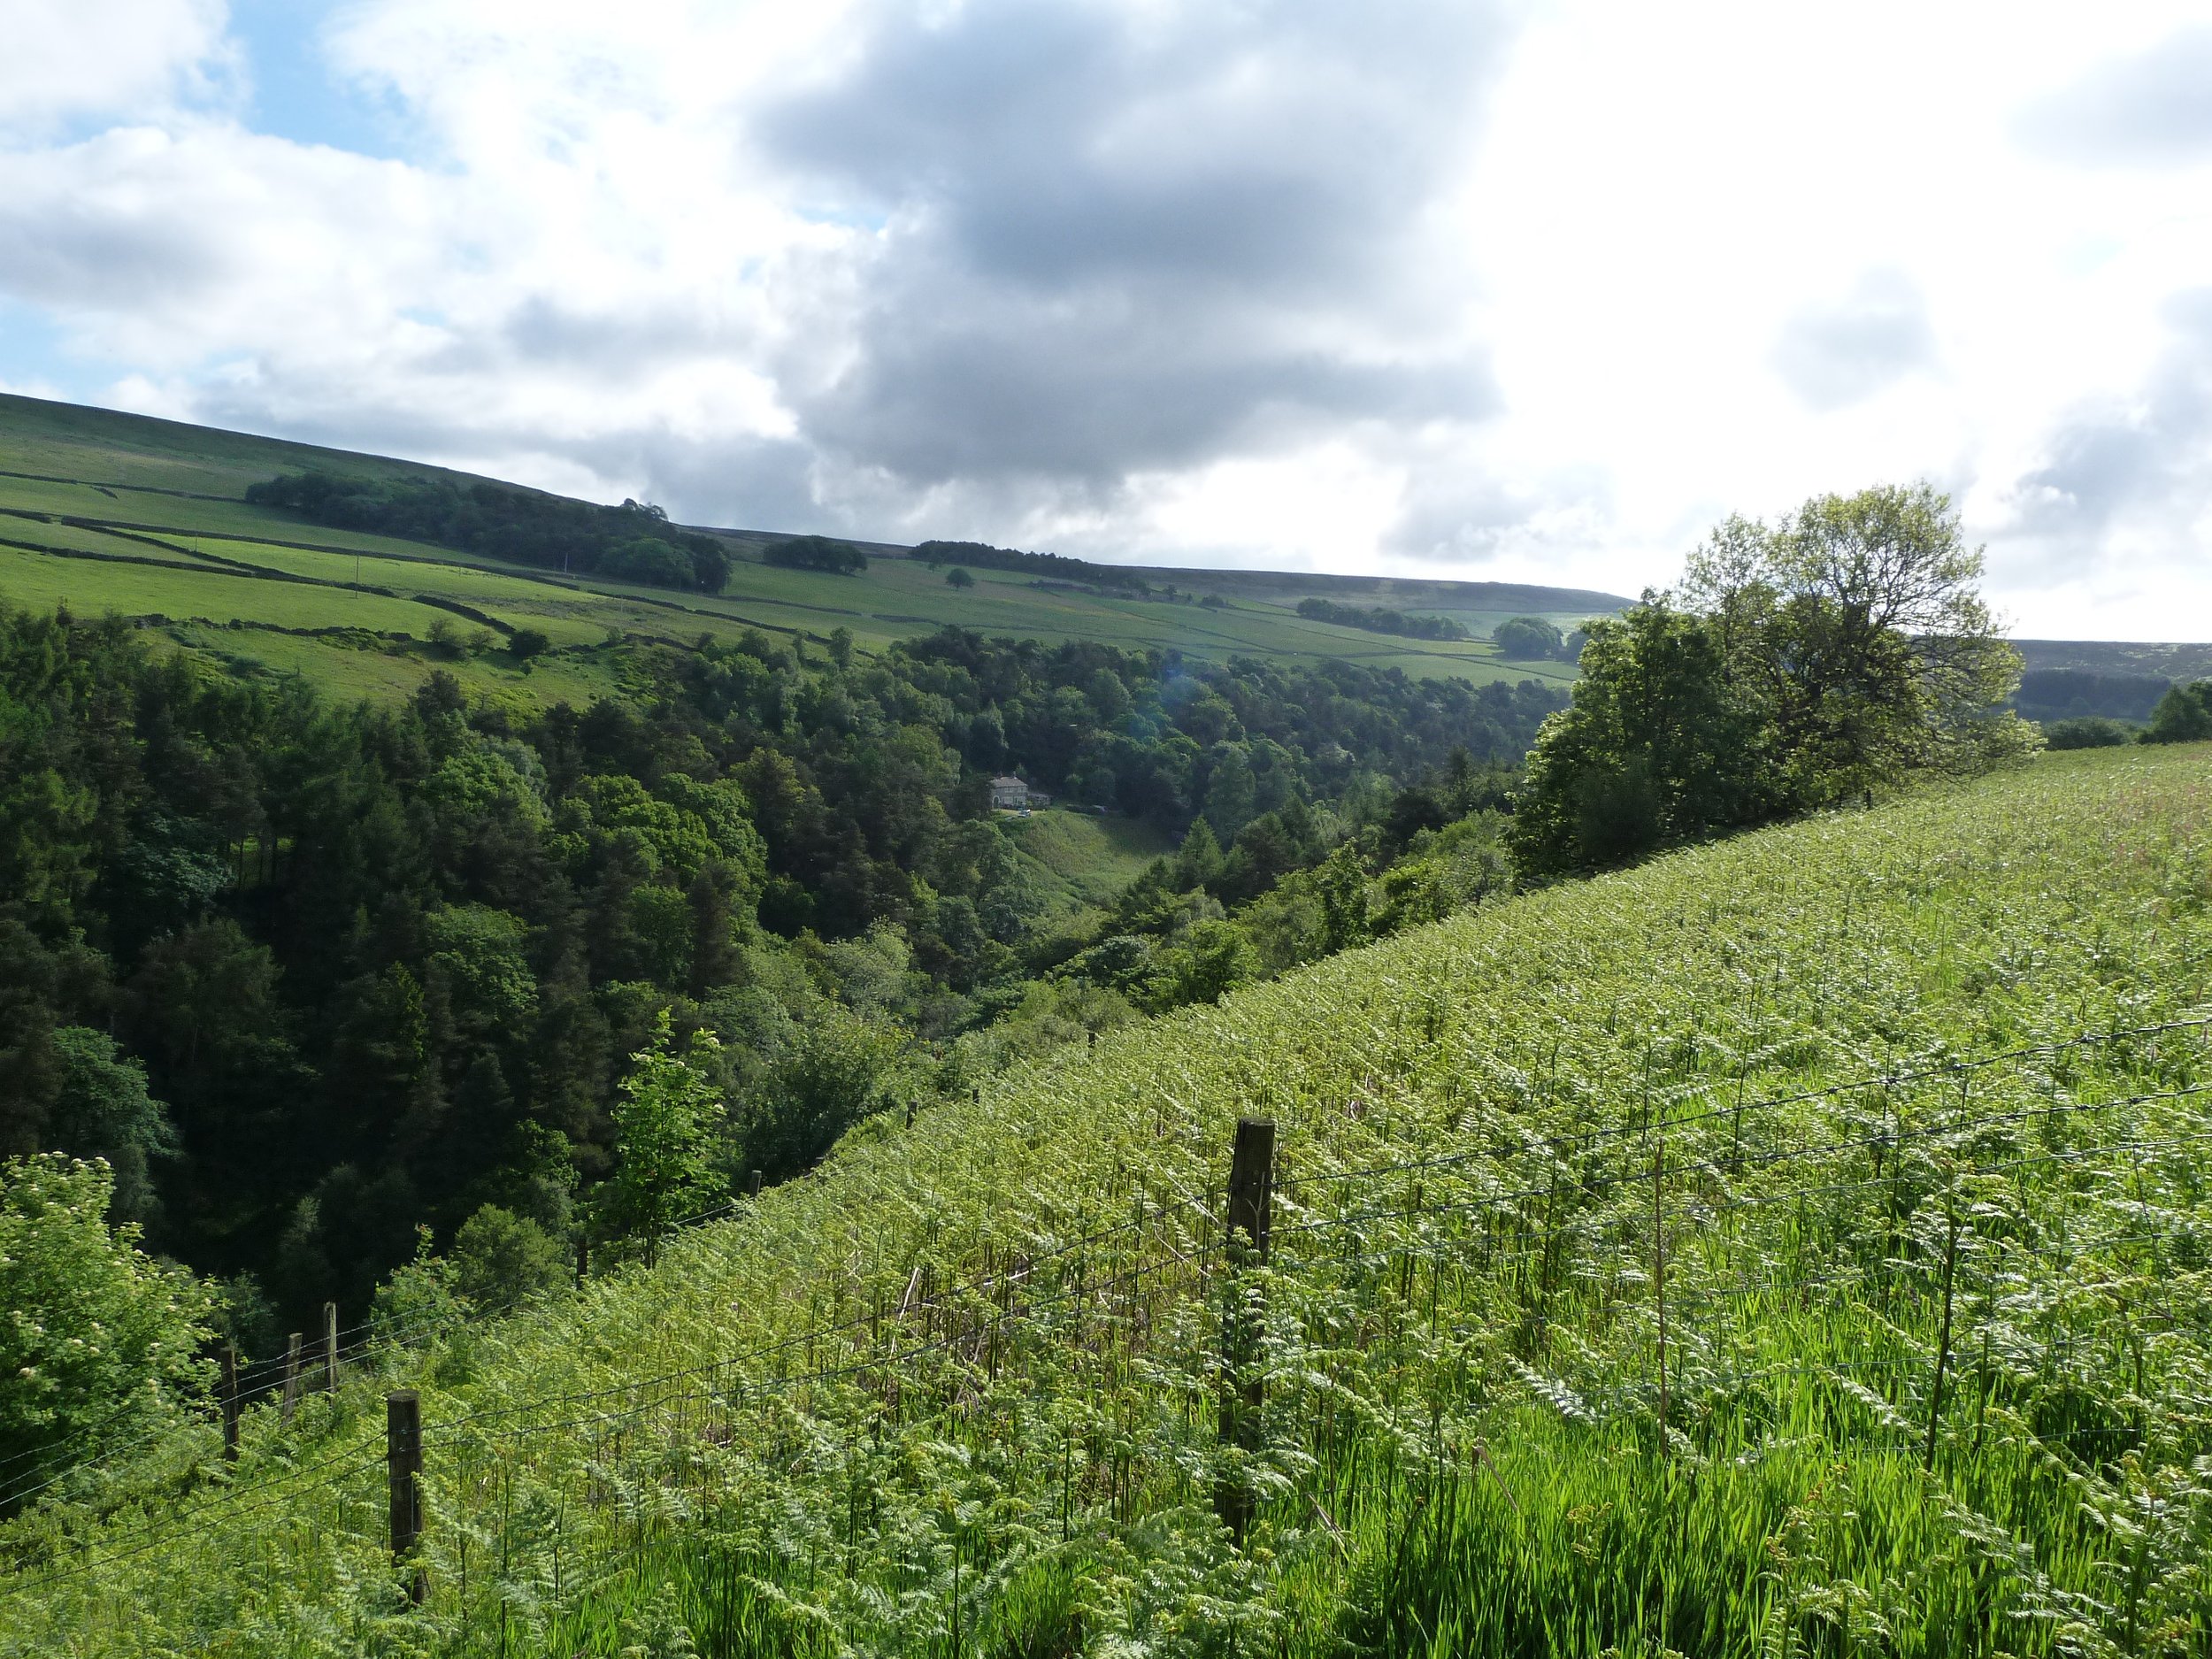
[7,743,2210,1655]
[0,395,1620,708]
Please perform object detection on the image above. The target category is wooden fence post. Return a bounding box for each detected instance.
[388,1390,425,1604]
[1225,1118,1276,1264]
[280,1332,303,1427]
[322,1302,340,1393]
[220,1345,240,1462]
[749,1168,763,1200]
[1216,1117,1276,1547]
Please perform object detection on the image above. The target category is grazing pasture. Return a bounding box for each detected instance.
[0,394,1620,708]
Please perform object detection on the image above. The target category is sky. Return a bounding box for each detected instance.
[3,1,2210,637]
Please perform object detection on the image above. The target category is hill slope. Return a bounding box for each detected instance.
[0,394,1623,705]
[6,743,2211,1655]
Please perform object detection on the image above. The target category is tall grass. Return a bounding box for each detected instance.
[5,747,2212,1655]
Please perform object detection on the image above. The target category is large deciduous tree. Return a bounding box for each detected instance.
[1513,483,2035,877]
[1678,483,2035,805]
[1509,603,1776,878]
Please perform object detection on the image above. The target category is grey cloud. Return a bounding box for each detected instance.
[768,4,1494,296]
[759,0,1518,486]
[0,143,234,309]
[1381,463,1615,569]
[180,382,549,481]
[1,1,1533,557]
[0,126,435,349]
[579,430,826,535]
[1770,270,1936,411]
[485,296,759,378]
[2016,26,2212,167]
[2004,288,2212,572]
[795,250,1499,484]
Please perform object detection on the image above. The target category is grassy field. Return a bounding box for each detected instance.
[0,394,1617,706]
[6,743,2211,1655]
[998,807,1177,914]
[0,545,461,636]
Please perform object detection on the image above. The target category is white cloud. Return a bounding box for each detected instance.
[1770,271,1938,412]
[0,0,231,134]
[2016,22,2212,167]
[2,0,2211,637]
[0,125,439,352]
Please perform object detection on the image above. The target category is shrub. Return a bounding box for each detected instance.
[1517,484,2035,875]
[452,1204,571,1310]
[243,472,728,591]
[370,1224,463,1342]
[1295,596,1469,641]
[730,1001,905,1184]
[44,1028,175,1226]
[2043,716,2133,749]
[912,538,1149,592]
[0,1155,216,1504]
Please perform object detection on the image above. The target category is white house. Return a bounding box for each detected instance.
[991,775,1051,810]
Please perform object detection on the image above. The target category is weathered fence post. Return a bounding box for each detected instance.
[748,1168,763,1200]
[280,1332,303,1426]
[220,1344,240,1462]
[322,1302,341,1393]
[1216,1117,1276,1547]
[388,1390,426,1605]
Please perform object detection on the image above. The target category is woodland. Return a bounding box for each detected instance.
[0,604,1563,1350]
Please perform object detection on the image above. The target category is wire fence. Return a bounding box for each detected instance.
[6,1007,2211,1647]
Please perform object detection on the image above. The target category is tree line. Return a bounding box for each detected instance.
[763,535,869,575]
[915,539,1157,593]
[1294,596,1470,641]
[246,472,733,593]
